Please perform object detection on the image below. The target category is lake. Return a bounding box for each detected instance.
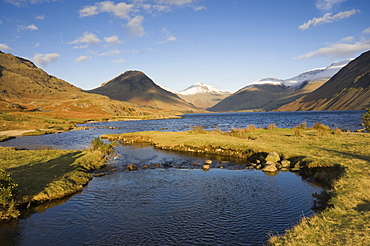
[0,110,365,245]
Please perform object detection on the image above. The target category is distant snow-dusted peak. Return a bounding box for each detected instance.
[246,58,352,88]
[178,82,231,95]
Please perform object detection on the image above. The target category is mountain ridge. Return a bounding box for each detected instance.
[276,50,370,111]
[209,57,353,112]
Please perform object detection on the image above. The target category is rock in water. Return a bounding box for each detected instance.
[262,162,278,172]
[128,164,138,171]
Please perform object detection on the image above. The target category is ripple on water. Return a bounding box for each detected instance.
[6,167,322,246]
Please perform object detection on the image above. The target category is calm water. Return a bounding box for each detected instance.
[0,110,364,150]
[0,111,364,245]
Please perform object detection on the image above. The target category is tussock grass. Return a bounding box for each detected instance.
[103,128,370,245]
[267,123,277,130]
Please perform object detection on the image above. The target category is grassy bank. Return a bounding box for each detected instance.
[102,126,370,245]
[0,138,114,221]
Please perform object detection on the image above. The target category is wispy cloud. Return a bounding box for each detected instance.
[157,27,177,44]
[124,15,145,37]
[69,32,101,48]
[75,55,91,62]
[18,24,38,31]
[363,27,370,35]
[80,1,134,19]
[79,1,205,38]
[299,9,360,30]
[104,35,123,46]
[340,36,354,43]
[295,38,370,59]
[315,0,347,10]
[112,59,125,63]
[99,49,123,56]
[0,43,13,51]
[35,15,45,20]
[33,53,60,67]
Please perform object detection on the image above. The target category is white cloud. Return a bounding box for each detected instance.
[80,1,134,19]
[124,15,145,37]
[340,36,354,43]
[0,43,12,51]
[69,32,101,48]
[33,53,60,67]
[18,24,38,31]
[112,59,125,63]
[99,49,123,56]
[75,56,91,62]
[35,15,44,20]
[295,38,370,59]
[79,5,99,17]
[315,0,347,10]
[104,35,123,45]
[299,9,360,30]
[363,27,370,35]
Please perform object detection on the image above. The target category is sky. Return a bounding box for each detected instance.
[1,0,370,93]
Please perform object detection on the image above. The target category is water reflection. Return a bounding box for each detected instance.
[0,146,323,246]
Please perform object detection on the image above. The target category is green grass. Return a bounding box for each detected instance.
[0,138,115,220]
[102,127,370,245]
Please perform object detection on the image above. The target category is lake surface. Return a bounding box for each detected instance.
[0,110,364,150]
[0,111,364,245]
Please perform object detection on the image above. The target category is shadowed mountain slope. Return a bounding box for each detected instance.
[209,58,353,112]
[88,70,198,111]
[277,50,370,111]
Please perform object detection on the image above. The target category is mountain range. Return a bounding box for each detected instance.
[1,49,369,122]
[276,50,370,111]
[0,51,151,123]
[208,58,354,112]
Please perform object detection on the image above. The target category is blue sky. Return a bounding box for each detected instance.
[1,0,369,92]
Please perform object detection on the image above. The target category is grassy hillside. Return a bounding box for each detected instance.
[0,52,181,131]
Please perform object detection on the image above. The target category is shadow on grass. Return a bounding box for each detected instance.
[355,199,370,212]
[6,151,84,200]
[316,147,370,162]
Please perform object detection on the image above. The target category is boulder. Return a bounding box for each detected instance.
[203,164,211,170]
[265,152,280,163]
[281,160,291,168]
[127,164,138,171]
[204,160,212,164]
[262,162,278,172]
